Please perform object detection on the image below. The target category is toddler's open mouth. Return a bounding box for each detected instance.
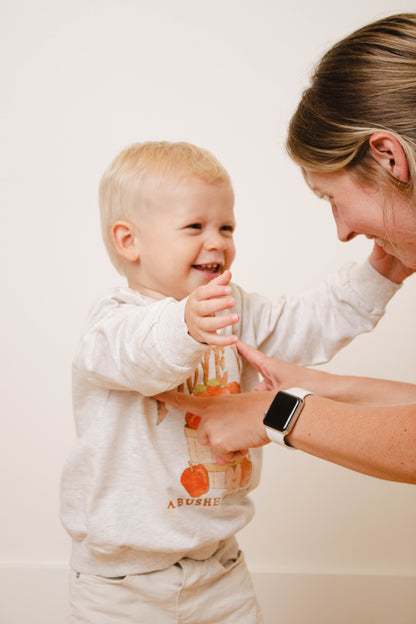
[192,263,221,273]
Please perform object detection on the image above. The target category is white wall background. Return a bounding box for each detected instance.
[1,1,415,622]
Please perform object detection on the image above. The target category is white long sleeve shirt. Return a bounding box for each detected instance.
[60,260,399,576]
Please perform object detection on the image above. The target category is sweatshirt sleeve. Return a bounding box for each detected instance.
[74,292,206,395]
[235,259,401,366]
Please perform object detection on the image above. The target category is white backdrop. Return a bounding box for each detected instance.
[1,0,415,621]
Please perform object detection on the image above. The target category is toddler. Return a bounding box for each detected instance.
[61,141,400,623]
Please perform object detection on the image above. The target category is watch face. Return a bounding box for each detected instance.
[263,391,302,432]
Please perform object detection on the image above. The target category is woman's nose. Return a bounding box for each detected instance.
[335,221,358,242]
[332,205,357,242]
[337,223,358,243]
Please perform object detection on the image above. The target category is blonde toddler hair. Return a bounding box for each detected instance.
[99,141,232,274]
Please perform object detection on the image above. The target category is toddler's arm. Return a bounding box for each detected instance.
[235,259,401,367]
[185,270,239,346]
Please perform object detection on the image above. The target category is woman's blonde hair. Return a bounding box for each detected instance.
[99,141,232,274]
[287,13,416,199]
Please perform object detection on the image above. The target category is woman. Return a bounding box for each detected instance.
[156,13,416,484]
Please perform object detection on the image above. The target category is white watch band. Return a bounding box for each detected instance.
[265,426,299,448]
[285,387,313,400]
[264,387,314,448]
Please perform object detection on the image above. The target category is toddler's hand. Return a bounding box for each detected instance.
[185,270,239,346]
[369,241,414,284]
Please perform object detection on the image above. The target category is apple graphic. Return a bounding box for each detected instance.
[185,412,201,429]
[207,380,240,396]
[181,462,210,497]
[185,380,241,429]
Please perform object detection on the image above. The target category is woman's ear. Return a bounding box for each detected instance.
[111,220,140,262]
[369,132,409,183]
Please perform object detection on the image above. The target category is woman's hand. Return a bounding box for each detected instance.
[239,340,416,405]
[237,341,331,395]
[237,341,313,391]
[154,342,328,462]
[153,389,273,463]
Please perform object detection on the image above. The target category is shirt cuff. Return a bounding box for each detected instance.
[348,259,401,312]
[156,298,206,370]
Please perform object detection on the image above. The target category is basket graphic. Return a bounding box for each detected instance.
[184,426,228,489]
[183,426,252,492]
[178,345,253,497]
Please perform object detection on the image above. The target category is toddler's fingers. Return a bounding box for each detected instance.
[193,283,232,303]
[193,270,233,301]
[198,312,239,333]
[212,269,232,286]
[194,296,236,317]
[202,332,239,347]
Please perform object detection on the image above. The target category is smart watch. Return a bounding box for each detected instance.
[263,387,314,449]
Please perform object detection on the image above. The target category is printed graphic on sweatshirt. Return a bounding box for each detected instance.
[158,345,253,503]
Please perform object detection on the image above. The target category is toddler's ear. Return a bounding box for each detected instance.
[111,221,140,262]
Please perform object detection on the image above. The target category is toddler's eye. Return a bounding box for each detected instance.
[221,225,234,233]
[187,223,202,230]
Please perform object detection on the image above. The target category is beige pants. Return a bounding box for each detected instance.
[68,538,263,624]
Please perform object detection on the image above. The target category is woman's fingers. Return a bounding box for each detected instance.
[237,341,271,374]
[154,390,209,413]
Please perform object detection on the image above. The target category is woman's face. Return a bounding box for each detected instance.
[305,169,416,269]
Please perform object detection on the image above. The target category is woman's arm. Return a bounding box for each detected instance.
[237,340,416,406]
[288,394,416,483]
[156,387,416,483]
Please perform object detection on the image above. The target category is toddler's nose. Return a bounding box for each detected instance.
[205,232,226,251]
